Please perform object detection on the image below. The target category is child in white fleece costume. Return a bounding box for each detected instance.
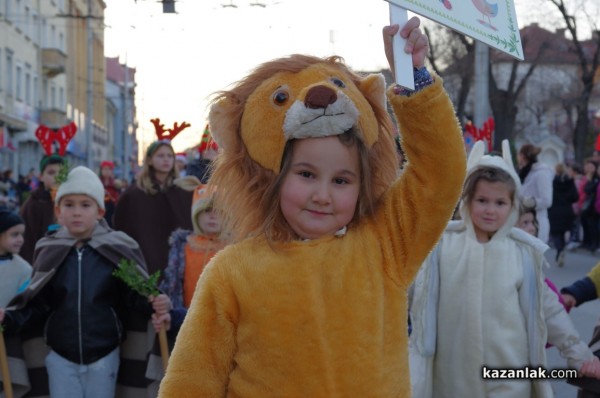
[410,140,600,398]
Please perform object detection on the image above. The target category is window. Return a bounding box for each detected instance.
[51,25,56,48]
[15,0,20,30]
[59,86,64,109]
[24,6,30,37]
[16,64,22,100]
[50,84,56,108]
[6,51,13,96]
[31,12,39,44]
[42,78,47,106]
[33,75,38,106]
[5,0,11,22]
[25,70,31,105]
[59,32,64,52]
[0,48,2,91]
[41,18,47,47]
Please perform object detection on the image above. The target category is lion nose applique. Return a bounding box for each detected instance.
[304,86,337,109]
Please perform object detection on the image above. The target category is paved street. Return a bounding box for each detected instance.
[545,247,600,397]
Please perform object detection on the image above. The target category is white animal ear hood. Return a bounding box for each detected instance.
[460,139,522,238]
[465,140,521,192]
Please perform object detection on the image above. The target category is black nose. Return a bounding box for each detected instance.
[304,85,337,110]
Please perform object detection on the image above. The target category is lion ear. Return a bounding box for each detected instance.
[358,73,386,112]
[208,98,238,151]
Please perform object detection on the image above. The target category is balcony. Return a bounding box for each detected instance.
[41,48,67,78]
[40,108,66,128]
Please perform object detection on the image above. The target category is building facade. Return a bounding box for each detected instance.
[106,56,138,181]
[0,0,110,176]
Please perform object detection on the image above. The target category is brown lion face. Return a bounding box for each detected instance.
[217,62,386,173]
[207,55,398,241]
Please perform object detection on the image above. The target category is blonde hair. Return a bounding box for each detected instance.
[209,54,398,243]
[136,141,179,195]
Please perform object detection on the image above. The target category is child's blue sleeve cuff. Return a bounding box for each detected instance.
[393,67,434,97]
[560,276,597,306]
[17,279,30,294]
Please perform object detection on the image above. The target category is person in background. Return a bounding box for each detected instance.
[175,153,188,177]
[566,163,586,251]
[581,159,599,252]
[114,140,193,276]
[517,143,554,244]
[99,160,120,228]
[19,154,64,263]
[160,179,227,309]
[0,209,31,308]
[548,163,579,265]
[16,174,32,207]
[186,125,218,183]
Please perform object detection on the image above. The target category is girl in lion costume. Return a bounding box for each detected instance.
[159,18,466,397]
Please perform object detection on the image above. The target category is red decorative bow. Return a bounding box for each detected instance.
[35,122,77,156]
[465,117,495,152]
[150,118,190,142]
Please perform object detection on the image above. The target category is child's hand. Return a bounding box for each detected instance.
[561,293,577,310]
[383,17,429,75]
[152,312,171,333]
[150,294,172,315]
[580,356,600,378]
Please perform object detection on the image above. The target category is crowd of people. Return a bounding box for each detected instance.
[2,16,600,398]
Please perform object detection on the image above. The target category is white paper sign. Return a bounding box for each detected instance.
[389,4,414,90]
[386,0,524,60]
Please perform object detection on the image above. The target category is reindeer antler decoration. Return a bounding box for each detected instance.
[35,122,77,156]
[150,118,191,142]
[464,117,494,153]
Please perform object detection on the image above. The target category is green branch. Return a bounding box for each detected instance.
[113,259,160,297]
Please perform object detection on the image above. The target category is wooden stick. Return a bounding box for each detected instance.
[0,331,14,398]
[158,325,169,372]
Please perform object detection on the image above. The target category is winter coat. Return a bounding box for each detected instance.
[521,162,554,243]
[548,174,579,235]
[19,185,55,263]
[113,183,193,275]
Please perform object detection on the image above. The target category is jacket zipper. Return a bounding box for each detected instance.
[76,247,84,364]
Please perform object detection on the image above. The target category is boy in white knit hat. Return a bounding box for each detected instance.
[0,166,172,398]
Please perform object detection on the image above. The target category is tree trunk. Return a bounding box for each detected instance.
[573,102,591,162]
[489,89,518,150]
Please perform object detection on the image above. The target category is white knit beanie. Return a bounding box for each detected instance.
[55,166,105,210]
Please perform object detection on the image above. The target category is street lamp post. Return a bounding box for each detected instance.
[86,0,94,168]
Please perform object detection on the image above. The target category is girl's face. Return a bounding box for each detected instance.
[517,212,537,237]
[197,209,222,236]
[0,224,25,255]
[469,180,513,243]
[150,145,175,174]
[280,136,360,240]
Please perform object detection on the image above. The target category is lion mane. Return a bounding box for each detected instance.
[208,54,399,242]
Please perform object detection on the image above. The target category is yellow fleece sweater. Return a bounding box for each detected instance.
[158,78,466,398]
